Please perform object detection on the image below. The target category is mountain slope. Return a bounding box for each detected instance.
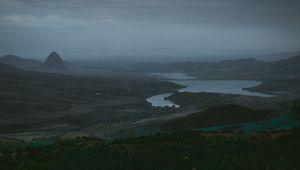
[268,55,300,78]
[132,55,300,80]
[0,55,41,69]
[37,52,67,70]
[0,63,22,72]
[159,104,275,130]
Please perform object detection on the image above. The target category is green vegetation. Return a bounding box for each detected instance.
[1,130,300,170]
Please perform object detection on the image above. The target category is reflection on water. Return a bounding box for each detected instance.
[146,93,179,108]
[146,73,274,107]
[172,80,274,97]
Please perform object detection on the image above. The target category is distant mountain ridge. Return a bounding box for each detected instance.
[130,54,300,80]
[256,52,300,62]
[267,55,300,78]
[0,55,41,69]
[1,52,299,80]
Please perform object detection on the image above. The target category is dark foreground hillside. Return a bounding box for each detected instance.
[0,63,181,133]
[1,129,300,170]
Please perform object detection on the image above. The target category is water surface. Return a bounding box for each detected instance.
[146,73,274,107]
[146,93,179,108]
[172,80,273,97]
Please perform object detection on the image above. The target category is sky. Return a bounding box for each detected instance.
[0,0,300,61]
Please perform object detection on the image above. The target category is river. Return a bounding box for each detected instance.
[146,73,274,107]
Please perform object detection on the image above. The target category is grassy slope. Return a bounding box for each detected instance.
[158,104,277,130]
[0,66,181,133]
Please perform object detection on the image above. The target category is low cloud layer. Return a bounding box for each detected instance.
[1,0,300,60]
[0,14,116,29]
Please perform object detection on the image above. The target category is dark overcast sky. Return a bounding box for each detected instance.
[0,0,300,60]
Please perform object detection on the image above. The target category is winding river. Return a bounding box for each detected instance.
[146,73,274,107]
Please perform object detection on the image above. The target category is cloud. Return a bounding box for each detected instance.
[1,0,299,29]
[0,0,300,58]
[0,14,114,28]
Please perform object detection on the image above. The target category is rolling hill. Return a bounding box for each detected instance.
[0,55,41,69]
[37,52,67,70]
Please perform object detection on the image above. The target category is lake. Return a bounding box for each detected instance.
[146,73,274,107]
[146,93,179,108]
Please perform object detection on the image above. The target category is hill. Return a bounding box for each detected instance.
[0,55,41,69]
[256,51,300,61]
[37,52,67,70]
[159,104,276,130]
[0,65,180,133]
[268,55,300,78]
[130,55,300,80]
[0,63,22,72]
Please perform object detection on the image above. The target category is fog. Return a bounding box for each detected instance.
[1,0,300,61]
